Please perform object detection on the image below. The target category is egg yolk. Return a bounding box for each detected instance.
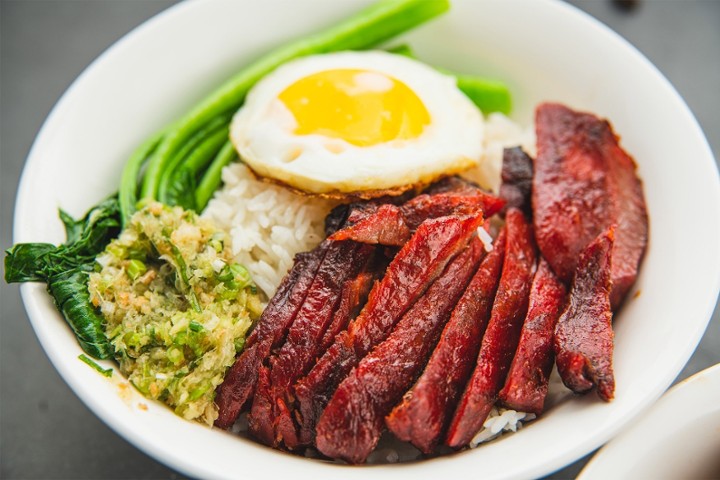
[278,69,430,147]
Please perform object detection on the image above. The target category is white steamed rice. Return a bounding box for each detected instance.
[202,165,336,298]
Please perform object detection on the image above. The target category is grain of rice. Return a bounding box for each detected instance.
[469,407,537,447]
[478,226,494,252]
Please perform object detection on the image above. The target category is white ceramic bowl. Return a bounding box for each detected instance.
[14,0,720,479]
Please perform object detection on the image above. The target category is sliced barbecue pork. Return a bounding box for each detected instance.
[215,201,382,430]
[315,240,483,463]
[400,192,504,231]
[284,270,376,449]
[328,204,411,246]
[498,258,566,414]
[554,227,615,401]
[386,231,506,454]
[445,208,537,448]
[532,103,648,308]
[319,271,377,353]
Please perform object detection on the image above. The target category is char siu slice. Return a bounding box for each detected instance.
[532,103,648,309]
[400,192,504,231]
[498,258,566,414]
[554,227,615,401]
[289,270,377,448]
[328,204,411,246]
[445,208,537,448]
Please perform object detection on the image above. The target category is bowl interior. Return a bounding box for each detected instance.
[15,0,720,479]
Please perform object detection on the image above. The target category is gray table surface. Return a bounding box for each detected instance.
[1,1,718,479]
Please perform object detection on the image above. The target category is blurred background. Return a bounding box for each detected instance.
[1,1,718,478]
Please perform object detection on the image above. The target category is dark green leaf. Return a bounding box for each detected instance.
[4,196,122,359]
[60,196,121,256]
[59,209,83,244]
[48,268,113,359]
[163,168,197,211]
[4,243,56,282]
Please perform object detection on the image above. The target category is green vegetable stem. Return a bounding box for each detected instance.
[387,43,512,114]
[157,114,231,203]
[120,131,165,227]
[195,140,237,212]
[455,75,512,116]
[161,122,230,210]
[78,354,114,377]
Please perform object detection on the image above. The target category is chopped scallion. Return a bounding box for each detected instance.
[127,259,147,280]
[78,354,113,377]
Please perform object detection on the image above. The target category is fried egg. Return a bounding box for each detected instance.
[230,50,484,197]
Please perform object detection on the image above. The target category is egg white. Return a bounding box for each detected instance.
[230,50,485,196]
